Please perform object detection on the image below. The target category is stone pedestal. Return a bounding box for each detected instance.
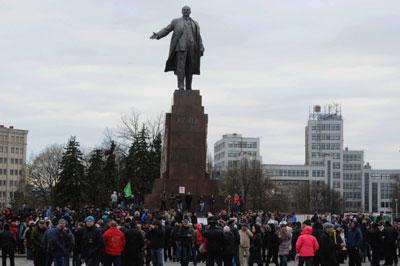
[145,90,220,209]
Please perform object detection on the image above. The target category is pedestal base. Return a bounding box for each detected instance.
[145,178,220,210]
[145,89,221,210]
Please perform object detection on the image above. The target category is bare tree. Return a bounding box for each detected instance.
[292,181,343,213]
[26,144,63,204]
[117,109,141,146]
[221,158,278,210]
[292,182,311,213]
[116,109,164,149]
[146,113,164,142]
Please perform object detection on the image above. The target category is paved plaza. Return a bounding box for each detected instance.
[8,257,372,266]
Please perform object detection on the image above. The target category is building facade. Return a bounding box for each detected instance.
[363,165,400,214]
[263,105,399,213]
[214,133,261,175]
[0,125,28,207]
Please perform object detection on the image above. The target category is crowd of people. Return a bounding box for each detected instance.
[0,200,400,266]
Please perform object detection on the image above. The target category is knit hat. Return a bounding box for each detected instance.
[323,222,334,230]
[85,216,95,222]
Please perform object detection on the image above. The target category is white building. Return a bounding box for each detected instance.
[214,133,261,175]
[263,105,399,213]
[363,164,400,214]
[0,125,28,207]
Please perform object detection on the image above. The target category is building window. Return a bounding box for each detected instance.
[381,183,394,200]
[333,172,340,179]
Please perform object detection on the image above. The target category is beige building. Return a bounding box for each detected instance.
[0,125,28,207]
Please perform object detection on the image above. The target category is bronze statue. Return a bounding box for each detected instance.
[150,6,204,90]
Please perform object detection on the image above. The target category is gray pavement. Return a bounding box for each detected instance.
[8,257,372,266]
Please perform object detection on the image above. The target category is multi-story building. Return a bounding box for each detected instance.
[0,125,28,207]
[363,164,400,214]
[343,149,364,210]
[214,133,261,176]
[305,105,344,194]
[263,104,400,213]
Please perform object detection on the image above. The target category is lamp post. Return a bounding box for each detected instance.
[395,198,398,220]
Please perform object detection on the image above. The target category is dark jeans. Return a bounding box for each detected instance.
[179,245,191,266]
[150,248,164,266]
[279,255,288,266]
[45,253,53,266]
[223,254,233,266]
[17,239,25,254]
[248,252,262,266]
[371,249,382,266]
[104,255,121,266]
[164,245,172,261]
[122,253,143,266]
[191,246,197,265]
[298,256,313,266]
[33,251,46,266]
[53,256,69,266]
[232,252,239,266]
[85,257,99,266]
[384,244,397,265]
[266,249,279,265]
[206,252,222,266]
[1,249,15,266]
[348,248,361,266]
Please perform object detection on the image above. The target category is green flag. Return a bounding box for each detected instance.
[124,182,133,198]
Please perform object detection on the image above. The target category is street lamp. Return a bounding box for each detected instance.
[395,198,398,221]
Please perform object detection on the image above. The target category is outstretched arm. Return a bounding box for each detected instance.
[150,20,174,40]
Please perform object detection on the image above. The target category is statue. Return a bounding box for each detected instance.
[150,6,204,90]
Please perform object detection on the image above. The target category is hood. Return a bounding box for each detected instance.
[301,225,313,235]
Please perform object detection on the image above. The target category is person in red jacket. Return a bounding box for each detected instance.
[103,220,126,266]
[295,225,319,266]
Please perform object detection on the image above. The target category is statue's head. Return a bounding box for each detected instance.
[181,6,191,17]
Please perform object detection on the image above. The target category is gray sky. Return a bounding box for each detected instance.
[1,0,399,168]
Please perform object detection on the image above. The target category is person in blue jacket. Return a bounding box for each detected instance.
[346,221,363,266]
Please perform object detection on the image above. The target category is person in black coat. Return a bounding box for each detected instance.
[290,222,302,261]
[203,217,224,266]
[228,219,240,266]
[0,224,17,266]
[176,220,193,266]
[265,223,279,265]
[319,223,338,266]
[369,223,384,266]
[122,221,145,266]
[222,226,235,266]
[185,192,192,212]
[163,221,173,262]
[76,216,104,266]
[383,221,397,265]
[312,221,324,266]
[248,224,262,266]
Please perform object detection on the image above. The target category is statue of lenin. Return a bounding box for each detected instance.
[150,6,204,90]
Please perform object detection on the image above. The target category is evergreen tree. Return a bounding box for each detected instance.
[103,141,119,201]
[54,136,85,208]
[85,149,105,206]
[124,124,153,194]
[148,132,162,190]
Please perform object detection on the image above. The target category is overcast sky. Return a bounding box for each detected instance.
[1,0,399,168]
